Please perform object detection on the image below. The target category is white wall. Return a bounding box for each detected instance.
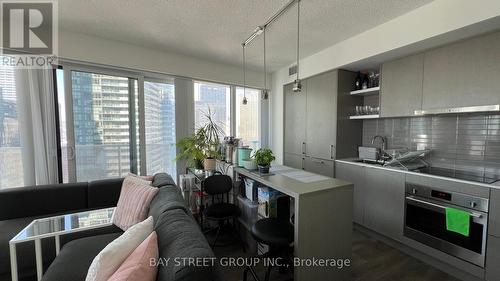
[270,0,500,164]
[59,30,266,88]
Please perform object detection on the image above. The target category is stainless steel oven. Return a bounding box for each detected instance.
[404,183,489,267]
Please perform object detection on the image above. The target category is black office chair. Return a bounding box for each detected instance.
[202,174,242,248]
[243,218,294,281]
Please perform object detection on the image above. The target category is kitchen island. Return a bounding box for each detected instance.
[234,166,353,281]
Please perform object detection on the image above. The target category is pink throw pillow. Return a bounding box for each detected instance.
[113,176,159,231]
[128,172,155,182]
[107,232,159,281]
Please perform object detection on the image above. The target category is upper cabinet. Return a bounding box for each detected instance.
[306,71,337,160]
[380,53,424,117]
[284,82,307,156]
[422,31,500,110]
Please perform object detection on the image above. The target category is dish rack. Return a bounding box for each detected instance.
[383,149,431,171]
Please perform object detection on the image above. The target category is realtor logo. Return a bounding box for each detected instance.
[1,0,57,55]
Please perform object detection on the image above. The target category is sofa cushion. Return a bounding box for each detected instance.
[107,232,159,281]
[86,217,154,281]
[152,173,176,188]
[41,232,122,281]
[148,187,188,225]
[113,177,159,231]
[87,178,125,209]
[0,183,88,220]
[154,209,217,281]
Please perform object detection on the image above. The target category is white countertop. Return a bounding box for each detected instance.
[335,158,500,190]
[234,166,352,198]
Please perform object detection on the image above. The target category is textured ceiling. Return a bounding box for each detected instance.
[59,0,434,71]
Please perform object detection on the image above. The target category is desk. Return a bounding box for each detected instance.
[234,166,353,281]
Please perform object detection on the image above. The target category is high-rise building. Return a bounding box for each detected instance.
[72,72,131,181]
[194,83,230,135]
[71,73,177,180]
[144,81,176,176]
[0,65,23,188]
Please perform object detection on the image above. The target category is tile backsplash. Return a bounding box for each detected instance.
[362,114,500,176]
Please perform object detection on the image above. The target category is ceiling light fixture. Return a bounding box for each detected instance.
[292,0,302,93]
[241,0,299,100]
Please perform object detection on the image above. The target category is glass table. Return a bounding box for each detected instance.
[9,207,115,281]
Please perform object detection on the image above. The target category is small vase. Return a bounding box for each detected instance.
[258,165,270,174]
[204,158,216,171]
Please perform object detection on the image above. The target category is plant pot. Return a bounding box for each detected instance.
[258,165,270,174]
[204,158,216,171]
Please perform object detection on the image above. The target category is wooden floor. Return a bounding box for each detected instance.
[210,227,461,281]
[352,230,460,281]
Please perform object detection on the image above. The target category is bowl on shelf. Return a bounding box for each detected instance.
[241,159,257,170]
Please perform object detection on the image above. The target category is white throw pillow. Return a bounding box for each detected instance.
[85,216,154,281]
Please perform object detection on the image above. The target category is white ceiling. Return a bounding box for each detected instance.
[59,0,434,72]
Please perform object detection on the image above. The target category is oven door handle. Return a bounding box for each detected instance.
[406,196,483,218]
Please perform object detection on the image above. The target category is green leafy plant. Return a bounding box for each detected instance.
[176,108,225,168]
[253,148,275,167]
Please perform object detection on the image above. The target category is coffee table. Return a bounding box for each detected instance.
[9,207,115,281]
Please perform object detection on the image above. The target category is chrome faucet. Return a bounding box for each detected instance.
[371,135,387,158]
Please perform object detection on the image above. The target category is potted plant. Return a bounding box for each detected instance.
[176,108,225,171]
[254,148,275,174]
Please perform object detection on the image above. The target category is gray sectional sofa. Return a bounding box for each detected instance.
[0,173,219,281]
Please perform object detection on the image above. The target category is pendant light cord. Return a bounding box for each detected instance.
[296,0,300,81]
[263,27,267,91]
[242,44,246,100]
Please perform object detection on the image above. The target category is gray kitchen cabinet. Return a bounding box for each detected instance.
[363,167,405,241]
[284,153,304,170]
[422,31,500,110]
[335,162,366,224]
[486,235,500,280]
[284,82,307,155]
[304,157,334,178]
[306,71,337,160]
[489,188,500,237]
[380,53,424,117]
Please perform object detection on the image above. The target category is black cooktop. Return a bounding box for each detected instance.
[411,167,500,184]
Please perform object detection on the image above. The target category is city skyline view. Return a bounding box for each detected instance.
[1,68,260,189]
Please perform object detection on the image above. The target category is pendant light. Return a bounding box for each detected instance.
[262,27,269,100]
[241,43,248,105]
[292,0,302,93]
[242,44,248,105]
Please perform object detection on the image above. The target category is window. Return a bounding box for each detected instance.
[194,82,230,135]
[0,64,23,189]
[236,87,260,150]
[69,71,136,182]
[144,79,176,177]
[56,66,178,183]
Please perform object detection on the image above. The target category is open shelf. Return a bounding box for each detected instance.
[350,86,380,96]
[349,114,379,120]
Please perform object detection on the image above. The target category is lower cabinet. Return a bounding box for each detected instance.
[489,189,500,237]
[335,162,366,224]
[304,157,334,178]
[284,153,304,170]
[363,167,406,241]
[486,235,500,280]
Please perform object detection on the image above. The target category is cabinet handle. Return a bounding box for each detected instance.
[302,142,306,155]
[312,159,325,164]
[330,145,335,159]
